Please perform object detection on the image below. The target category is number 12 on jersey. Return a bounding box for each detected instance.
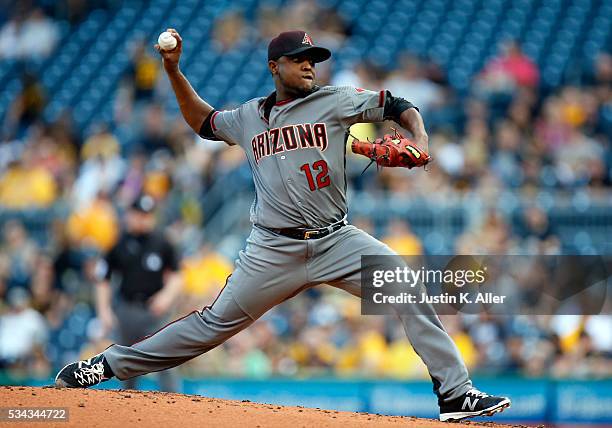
[300,160,330,191]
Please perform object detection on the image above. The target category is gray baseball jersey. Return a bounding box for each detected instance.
[210,86,386,228]
[103,85,473,403]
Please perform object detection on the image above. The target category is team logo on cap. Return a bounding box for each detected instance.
[302,33,313,46]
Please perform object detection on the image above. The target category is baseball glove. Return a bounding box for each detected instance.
[351,128,431,171]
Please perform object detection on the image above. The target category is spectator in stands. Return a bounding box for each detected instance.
[332,61,383,90]
[0,8,58,60]
[381,219,423,255]
[4,72,46,137]
[72,125,124,207]
[0,288,48,369]
[256,7,283,40]
[490,120,524,187]
[461,118,490,176]
[384,55,443,115]
[135,103,171,154]
[554,128,605,187]
[432,131,466,179]
[586,52,611,89]
[548,315,611,378]
[66,193,119,252]
[311,6,348,52]
[518,206,560,254]
[125,41,161,103]
[507,90,537,133]
[19,8,59,59]
[479,40,539,90]
[591,53,612,137]
[81,123,120,161]
[181,245,232,304]
[456,210,512,254]
[116,152,147,208]
[51,221,86,293]
[212,12,247,53]
[142,152,172,201]
[0,220,38,290]
[47,110,81,162]
[32,128,77,189]
[584,315,612,359]
[0,157,57,209]
[536,95,573,152]
[0,13,25,59]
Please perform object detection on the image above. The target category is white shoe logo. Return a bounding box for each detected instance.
[74,358,106,386]
[78,358,93,368]
[462,397,479,411]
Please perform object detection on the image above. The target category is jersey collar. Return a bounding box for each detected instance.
[275,97,295,106]
[260,86,321,123]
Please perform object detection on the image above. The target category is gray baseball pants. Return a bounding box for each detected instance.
[104,225,472,401]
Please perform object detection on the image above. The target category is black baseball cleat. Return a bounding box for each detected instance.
[439,388,511,422]
[55,353,114,388]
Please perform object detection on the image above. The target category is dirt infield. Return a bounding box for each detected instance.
[0,386,525,428]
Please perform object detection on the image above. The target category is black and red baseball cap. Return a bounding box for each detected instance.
[268,31,331,63]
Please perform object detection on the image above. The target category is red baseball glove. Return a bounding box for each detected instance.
[351,128,431,170]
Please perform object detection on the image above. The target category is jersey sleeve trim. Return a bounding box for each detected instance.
[211,111,220,132]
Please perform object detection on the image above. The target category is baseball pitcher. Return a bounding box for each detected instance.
[56,30,510,422]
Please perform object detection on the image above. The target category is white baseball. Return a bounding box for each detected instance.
[158,31,177,51]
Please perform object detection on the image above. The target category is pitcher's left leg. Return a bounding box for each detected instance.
[309,225,510,421]
[309,225,471,399]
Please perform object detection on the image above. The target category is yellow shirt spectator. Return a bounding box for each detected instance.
[0,163,57,208]
[452,332,477,369]
[81,130,120,161]
[182,249,233,297]
[135,55,159,92]
[382,340,427,378]
[66,197,119,251]
[382,219,423,255]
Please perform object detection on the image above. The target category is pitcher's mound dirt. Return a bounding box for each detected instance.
[0,386,522,428]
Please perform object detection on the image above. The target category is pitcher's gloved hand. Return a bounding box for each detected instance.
[351,128,431,170]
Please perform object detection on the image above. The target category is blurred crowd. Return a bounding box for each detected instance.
[0,0,610,384]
